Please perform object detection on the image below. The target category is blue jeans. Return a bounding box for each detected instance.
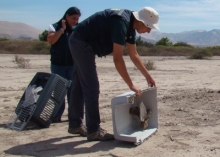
[50,64,73,119]
[68,34,100,134]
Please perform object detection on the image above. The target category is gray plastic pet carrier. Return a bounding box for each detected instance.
[7,72,72,130]
[111,87,158,145]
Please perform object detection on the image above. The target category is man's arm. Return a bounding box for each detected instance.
[126,42,156,87]
[112,43,142,96]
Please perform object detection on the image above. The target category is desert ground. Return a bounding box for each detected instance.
[0,54,220,157]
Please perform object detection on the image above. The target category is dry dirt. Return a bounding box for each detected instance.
[0,54,220,157]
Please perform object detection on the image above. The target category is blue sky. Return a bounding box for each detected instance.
[0,0,219,33]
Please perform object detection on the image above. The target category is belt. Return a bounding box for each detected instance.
[72,32,87,41]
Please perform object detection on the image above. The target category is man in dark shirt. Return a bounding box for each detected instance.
[68,6,159,141]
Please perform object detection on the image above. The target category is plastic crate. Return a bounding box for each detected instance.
[7,103,37,131]
[111,87,158,145]
[8,72,71,130]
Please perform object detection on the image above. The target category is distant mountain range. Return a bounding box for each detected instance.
[0,21,219,46]
[140,29,220,46]
[0,21,42,40]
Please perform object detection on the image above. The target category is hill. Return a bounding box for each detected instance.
[141,29,220,46]
[0,21,43,40]
[0,20,220,46]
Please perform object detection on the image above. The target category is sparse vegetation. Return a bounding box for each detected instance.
[0,40,50,54]
[0,38,219,59]
[205,46,220,56]
[14,55,30,68]
[0,38,9,41]
[28,41,50,54]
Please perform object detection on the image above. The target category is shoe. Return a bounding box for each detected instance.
[68,125,87,137]
[87,128,114,141]
[52,118,61,123]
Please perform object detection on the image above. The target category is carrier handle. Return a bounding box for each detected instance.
[131,84,153,97]
[37,76,49,81]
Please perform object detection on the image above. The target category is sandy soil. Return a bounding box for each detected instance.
[0,54,220,157]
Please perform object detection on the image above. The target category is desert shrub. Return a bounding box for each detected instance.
[156,37,172,46]
[143,60,156,70]
[189,49,213,59]
[28,41,50,54]
[14,55,30,68]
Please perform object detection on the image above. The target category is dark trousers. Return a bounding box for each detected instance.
[50,64,73,119]
[68,34,100,135]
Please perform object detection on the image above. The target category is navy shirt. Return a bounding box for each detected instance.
[73,9,136,57]
[110,16,136,45]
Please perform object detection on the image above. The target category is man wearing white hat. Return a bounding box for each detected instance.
[133,7,159,31]
[68,7,159,141]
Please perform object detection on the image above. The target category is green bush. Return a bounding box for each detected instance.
[156,37,172,46]
[189,49,213,59]
[39,30,48,41]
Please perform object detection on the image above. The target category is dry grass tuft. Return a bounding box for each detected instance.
[14,55,30,68]
[143,60,156,70]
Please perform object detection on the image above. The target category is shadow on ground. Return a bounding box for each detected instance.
[4,135,134,157]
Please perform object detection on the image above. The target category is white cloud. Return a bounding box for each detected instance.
[151,0,220,32]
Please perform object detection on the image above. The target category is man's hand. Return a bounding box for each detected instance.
[146,75,156,87]
[130,85,142,97]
